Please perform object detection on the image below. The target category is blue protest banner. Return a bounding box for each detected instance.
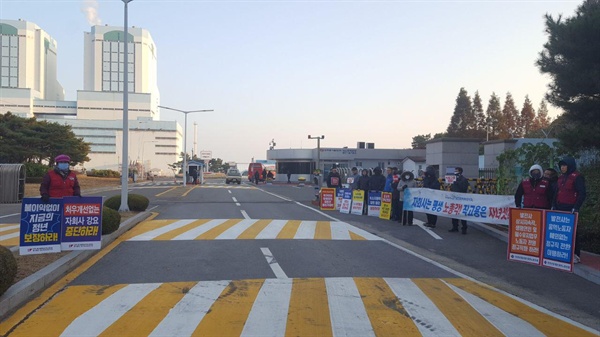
[19,197,62,255]
[542,210,577,272]
[61,196,103,250]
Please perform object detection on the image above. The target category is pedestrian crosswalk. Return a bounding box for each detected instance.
[0,223,19,247]
[3,277,595,337]
[124,219,381,241]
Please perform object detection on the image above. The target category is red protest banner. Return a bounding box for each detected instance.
[507,208,544,265]
[320,188,336,211]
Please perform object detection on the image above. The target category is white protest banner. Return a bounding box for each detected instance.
[403,188,513,225]
[351,190,365,215]
[339,189,352,214]
[368,191,381,217]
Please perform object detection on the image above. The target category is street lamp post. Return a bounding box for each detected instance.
[158,106,214,186]
[119,0,134,212]
[308,135,325,185]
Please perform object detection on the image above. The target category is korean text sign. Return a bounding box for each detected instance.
[61,196,103,250]
[20,198,63,255]
[350,190,365,215]
[542,211,577,272]
[320,188,336,210]
[379,192,392,220]
[403,188,513,225]
[368,191,381,217]
[507,208,543,265]
[339,188,352,214]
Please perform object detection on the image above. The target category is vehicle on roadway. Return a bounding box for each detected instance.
[225,168,242,184]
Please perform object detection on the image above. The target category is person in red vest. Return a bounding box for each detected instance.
[40,154,81,202]
[553,156,586,263]
[514,164,553,209]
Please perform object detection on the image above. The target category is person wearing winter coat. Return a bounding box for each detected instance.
[40,154,81,202]
[514,164,553,209]
[449,167,470,234]
[398,171,416,225]
[422,166,441,228]
[367,167,386,192]
[347,167,360,190]
[390,167,401,221]
[553,156,586,263]
[357,169,371,215]
[326,167,342,190]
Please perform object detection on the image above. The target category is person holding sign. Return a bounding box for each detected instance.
[40,154,81,202]
[347,167,360,190]
[422,166,441,228]
[449,167,469,234]
[398,171,416,225]
[326,167,342,191]
[514,164,553,209]
[553,156,586,263]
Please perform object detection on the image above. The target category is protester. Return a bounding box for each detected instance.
[347,167,360,190]
[422,166,440,228]
[286,169,292,184]
[357,169,370,215]
[553,156,586,263]
[384,167,394,193]
[254,170,260,185]
[449,167,470,234]
[544,167,559,199]
[367,167,386,192]
[390,167,401,221]
[40,154,81,202]
[326,167,342,190]
[514,164,552,209]
[398,171,416,225]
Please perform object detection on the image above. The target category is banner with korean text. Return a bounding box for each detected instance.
[542,210,577,272]
[403,188,513,225]
[367,191,381,217]
[20,198,63,255]
[61,196,103,250]
[339,189,352,214]
[351,190,364,215]
[508,208,543,265]
[320,188,336,211]
[379,192,392,220]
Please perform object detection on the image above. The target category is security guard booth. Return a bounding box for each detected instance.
[187,160,204,185]
[0,164,26,203]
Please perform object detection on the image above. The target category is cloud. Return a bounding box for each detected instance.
[80,0,101,26]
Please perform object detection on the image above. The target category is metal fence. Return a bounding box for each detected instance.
[0,164,26,203]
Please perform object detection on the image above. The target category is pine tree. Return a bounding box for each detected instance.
[499,92,519,139]
[532,99,552,133]
[486,93,502,140]
[447,88,472,137]
[519,95,536,136]
[473,91,486,139]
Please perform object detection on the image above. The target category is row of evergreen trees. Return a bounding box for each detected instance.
[446,88,552,141]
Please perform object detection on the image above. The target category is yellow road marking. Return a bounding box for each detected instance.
[99,282,198,337]
[0,224,19,246]
[413,278,504,337]
[277,220,301,239]
[7,284,126,337]
[0,213,158,336]
[154,219,212,240]
[286,278,333,337]
[349,231,367,240]
[155,186,178,197]
[196,219,243,240]
[237,219,272,239]
[120,219,177,240]
[445,278,598,337]
[314,221,332,240]
[355,277,421,336]
[192,279,264,336]
[181,186,197,197]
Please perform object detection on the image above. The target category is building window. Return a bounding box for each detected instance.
[0,35,18,88]
[276,162,312,175]
[101,40,134,92]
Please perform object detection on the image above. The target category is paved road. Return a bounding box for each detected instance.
[1,180,599,336]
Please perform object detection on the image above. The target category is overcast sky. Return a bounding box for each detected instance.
[1,0,581,165]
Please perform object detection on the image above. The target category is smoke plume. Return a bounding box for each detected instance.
[81,0,102,26]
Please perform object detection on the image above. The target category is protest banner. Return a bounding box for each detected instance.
[19,198,63,255]
[379,192,392,220]
[368,191,381,217]
[320,188,336,211]
[61,196,103,250]
[351,190,365,215]
[507,208,543,265]
[403,188,513,225]
[339,189,352,214]
[336,188,347,211]
[542,210,577,272]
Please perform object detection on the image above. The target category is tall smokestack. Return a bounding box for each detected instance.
[81,0,102,26]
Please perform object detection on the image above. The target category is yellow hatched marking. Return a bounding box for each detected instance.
[276,220,301,239]
[120,219,178,240]
[349,231,367,240]
[7,284,126,337]
[355,277,421,336]
[286,278,333,337]
[445,278,599,337]
[99,282,197,337]
[237,219,272,239]
[196,219,243,240]
[154,219,211,240]
[0,225,19,246]
[181,186,197,197]
[413,279,504,337]
[314,221,332,240]
[192,279,264,336]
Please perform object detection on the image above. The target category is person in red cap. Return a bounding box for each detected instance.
[39,154,81,202]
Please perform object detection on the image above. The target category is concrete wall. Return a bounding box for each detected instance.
[426,138,480,178]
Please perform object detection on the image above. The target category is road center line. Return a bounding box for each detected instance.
[260,247,288,279]
[240,210,250,219]
[228,190,232,194]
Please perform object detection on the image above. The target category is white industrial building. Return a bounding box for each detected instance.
[0,19,180,176]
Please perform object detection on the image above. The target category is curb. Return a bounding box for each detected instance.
[0,211,151,320]
[470,221,600,286]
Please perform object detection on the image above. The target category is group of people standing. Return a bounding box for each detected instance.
[514,156,586,262]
